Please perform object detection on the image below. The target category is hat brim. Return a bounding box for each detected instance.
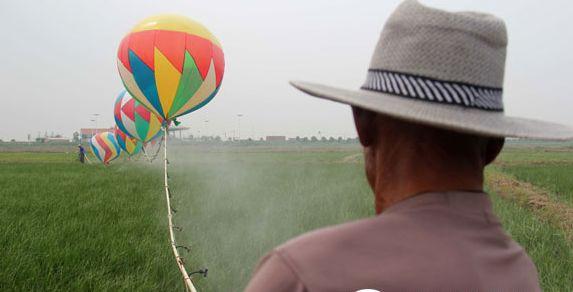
[290,81,573,140]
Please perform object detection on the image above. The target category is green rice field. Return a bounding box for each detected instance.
[501,164,573,206]
[0,145,572,291]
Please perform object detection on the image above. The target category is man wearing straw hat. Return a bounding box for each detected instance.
[246,1,573,291]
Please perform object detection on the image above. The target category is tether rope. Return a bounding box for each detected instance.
[142,137,164,163]
[84,153,92,164]
[162,126,199,292]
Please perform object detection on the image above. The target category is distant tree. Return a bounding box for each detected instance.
[337,137,343,142]
[10,139,16,142]
[320,137,327,142]
[328,137,335,142]
[302,137,309,142]
[295,136,301,142]
[311,136,318,142]
[215,136,222,142]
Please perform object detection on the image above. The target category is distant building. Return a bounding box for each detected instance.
[266,136,286,142]
[35,133,70,143]
[80,128,114,142]
[167,126,190,140]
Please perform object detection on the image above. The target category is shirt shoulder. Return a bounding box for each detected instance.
[244,250,307,292]
[278,212,410,256]
[274,215,410,291]
[246,217,391,292]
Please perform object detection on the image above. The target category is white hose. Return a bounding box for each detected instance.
[162,127,198,292]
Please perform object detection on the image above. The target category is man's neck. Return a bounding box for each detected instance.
[372,150,484,213]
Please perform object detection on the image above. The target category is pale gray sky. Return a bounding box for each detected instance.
[1,0,572,141]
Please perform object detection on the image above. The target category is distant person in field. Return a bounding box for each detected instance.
[78,144,86,164]
[246,1,573,292]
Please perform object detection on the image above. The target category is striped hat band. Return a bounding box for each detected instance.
[361,69,503,111]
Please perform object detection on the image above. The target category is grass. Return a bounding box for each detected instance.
[489,194,573,290]
[0,147,572,291]
[496,147,573,165]
[0,153,182,291]
[500,164,573,207]
[0,152,72,163]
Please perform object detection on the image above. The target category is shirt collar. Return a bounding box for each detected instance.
[382,190,493,215]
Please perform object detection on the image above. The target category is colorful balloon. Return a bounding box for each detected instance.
[115,127,142,156]
[114,90,163,143]
[117,14,225,121]
[90,132,121,164]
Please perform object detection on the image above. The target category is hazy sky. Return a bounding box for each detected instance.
[1,0,572,141]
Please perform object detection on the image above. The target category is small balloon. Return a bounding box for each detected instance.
[117,14,225,122]
[114,90,163,142]
[90,132,121,164]
[115,127,142,156]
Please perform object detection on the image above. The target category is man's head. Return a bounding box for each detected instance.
[352,106,504,213]
[291,1,573,158]
[290,0,573,211]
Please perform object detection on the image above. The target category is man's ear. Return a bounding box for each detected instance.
[484,137,505,165]
[352,106,377,147]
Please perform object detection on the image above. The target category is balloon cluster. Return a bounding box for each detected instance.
[90,14,225,164]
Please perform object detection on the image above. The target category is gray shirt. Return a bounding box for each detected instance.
[245,191,540,292]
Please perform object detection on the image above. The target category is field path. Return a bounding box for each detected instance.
[486,169,573,242]
[339,153,362,163]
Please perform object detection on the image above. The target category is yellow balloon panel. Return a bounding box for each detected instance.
[130,14,221,48]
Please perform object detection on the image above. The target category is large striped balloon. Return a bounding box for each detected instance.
[90,132,121,164]
[114,90,163,143]
[115,127,142,156]
[117,14,225,121]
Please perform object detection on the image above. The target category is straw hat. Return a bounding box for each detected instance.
[290,0,573,140]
